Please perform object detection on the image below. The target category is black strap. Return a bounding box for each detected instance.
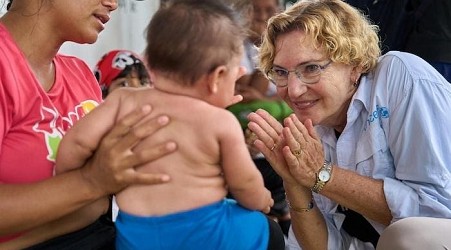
[337,205,380,248]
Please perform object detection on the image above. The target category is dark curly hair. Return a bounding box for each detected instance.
[145,0,245,86]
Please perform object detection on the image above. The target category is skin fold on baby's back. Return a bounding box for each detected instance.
[115,88,230,216]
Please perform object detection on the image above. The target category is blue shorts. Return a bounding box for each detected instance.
[115,199,269,250]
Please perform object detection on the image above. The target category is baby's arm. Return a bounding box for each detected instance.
[219,111,273,212]
[55,89,126,174]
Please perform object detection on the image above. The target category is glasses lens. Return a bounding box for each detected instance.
[296,64,322,83]
[269,61,330,86]
[268,69,288,86]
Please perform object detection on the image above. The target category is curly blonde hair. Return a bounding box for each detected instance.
[259,0,380,76]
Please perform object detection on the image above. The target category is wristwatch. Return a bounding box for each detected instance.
[311,161,333,193]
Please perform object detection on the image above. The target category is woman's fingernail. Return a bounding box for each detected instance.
[142,105,152,113]
[158,116,169,125]
[166,142,176,151]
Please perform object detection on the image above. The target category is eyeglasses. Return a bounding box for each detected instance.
[267,60,332,87]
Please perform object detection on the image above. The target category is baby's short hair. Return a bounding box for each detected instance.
[145,0,245,86]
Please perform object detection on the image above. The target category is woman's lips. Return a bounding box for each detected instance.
[293,99,318,110]
[94,13,110,26]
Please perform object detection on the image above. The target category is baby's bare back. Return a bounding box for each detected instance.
[115,88,229,216]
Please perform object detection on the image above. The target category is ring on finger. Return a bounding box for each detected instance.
[292,149,302,157]
[270,144,276,151]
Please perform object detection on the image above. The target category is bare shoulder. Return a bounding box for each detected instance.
[105,87,150,103]
[109,87,160,119]
[208,106,243,134]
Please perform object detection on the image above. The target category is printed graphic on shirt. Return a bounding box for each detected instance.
[365,104,389,130]
[32,100,99,162]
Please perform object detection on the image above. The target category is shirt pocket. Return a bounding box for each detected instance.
[355,128,395,179]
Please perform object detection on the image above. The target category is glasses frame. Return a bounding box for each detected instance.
[267,60,333,87]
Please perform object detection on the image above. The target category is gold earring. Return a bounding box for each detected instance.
[353,75,361,87]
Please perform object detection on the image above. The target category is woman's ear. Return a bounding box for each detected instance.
[206,65,227,94]
[350,66,363,86]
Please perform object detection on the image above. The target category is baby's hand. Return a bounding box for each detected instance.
[261,189,274,214]
[227,94,243,107]
[244,128,261,157]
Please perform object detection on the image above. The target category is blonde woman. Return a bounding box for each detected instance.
[247,0,451,249]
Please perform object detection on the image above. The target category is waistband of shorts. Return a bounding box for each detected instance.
[117,198,235,225]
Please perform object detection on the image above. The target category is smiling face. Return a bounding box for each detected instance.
[273,30,357,131]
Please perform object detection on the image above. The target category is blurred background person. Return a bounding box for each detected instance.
[225,0,292,236]
[94,49,151,99]
[249,0,281,46]
[345,0,451,82]
[403,0,451,82]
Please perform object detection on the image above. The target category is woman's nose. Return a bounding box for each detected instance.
[102,0,118,11]
[287,76,308,98]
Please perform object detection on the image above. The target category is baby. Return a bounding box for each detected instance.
[56,0,282,249]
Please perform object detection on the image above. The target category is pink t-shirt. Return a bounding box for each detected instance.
[0,23,102,242]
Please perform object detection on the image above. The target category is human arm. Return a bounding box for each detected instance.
[248,109,391,249]
[0,105,176,238]
[284,113,391,225]
[380,56,451,220]
[0,198,107,249]
[54,90,123,173]
[247,109,327,250]
[56,88,154,173]
[220,111,273,213]
[283,115,391,249]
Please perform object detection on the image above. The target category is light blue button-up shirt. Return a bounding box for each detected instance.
[287,51,451,250]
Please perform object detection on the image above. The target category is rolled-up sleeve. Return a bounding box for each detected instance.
[383,56,451,220]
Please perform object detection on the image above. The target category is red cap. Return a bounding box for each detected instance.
[94,50,144,89]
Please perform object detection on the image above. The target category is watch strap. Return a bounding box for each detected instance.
[311,161,332,193]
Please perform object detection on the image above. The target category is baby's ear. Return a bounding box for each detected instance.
[206,65,227,94]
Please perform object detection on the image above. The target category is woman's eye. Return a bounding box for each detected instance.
[274,69,288,77]
[303,64,320,74]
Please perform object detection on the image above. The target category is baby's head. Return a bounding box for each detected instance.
[94,50,151,98]
[145,0,246,87]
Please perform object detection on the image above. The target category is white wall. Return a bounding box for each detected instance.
[1,0,159,69]
[0,1,6,16]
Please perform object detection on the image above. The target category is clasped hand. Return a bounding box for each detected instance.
[247,109,324,189]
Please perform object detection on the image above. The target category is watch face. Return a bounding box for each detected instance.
[318,170,331,182]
